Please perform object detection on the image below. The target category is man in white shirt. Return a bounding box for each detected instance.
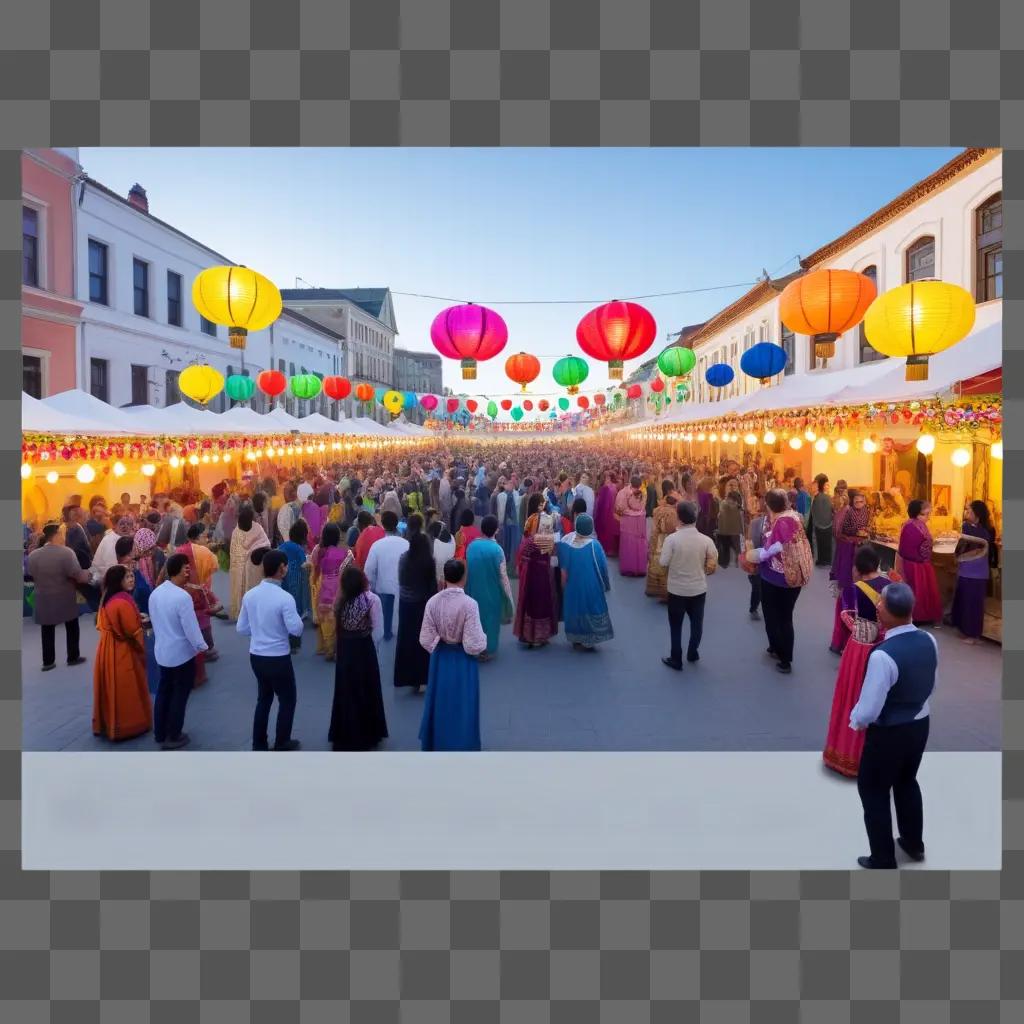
[658,501,718,670]
[296,476,315,504]
[237,550,304,751]
[575,472,595,517]
[148,552,208,750]
[364,509,409,641]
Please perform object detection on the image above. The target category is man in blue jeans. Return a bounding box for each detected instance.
[658,501,719,670]
[364,510,408,641]
[238,550,304,751]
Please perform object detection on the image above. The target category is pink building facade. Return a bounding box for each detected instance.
[22,148,83,397]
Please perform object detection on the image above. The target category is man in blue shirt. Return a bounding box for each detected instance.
[238,550,305,751]
[850,582,937,869]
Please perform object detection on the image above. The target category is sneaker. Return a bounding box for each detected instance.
[661,657,683,671]
[897,837,925,862]
[775,663,792,674]
[686,652,700,663]
[41,663,55,672]
[161,733,190,751]
[67,657,86,667]
[273,740,302,752]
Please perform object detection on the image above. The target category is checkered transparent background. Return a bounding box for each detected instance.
[1,1,1022,1019]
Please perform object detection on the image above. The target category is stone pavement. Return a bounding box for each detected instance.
[22,562,1000,753]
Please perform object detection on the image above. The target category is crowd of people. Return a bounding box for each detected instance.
[23,440,998,866]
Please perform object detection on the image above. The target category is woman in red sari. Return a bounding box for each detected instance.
[93,565,152,741]
[454,507,482,560]
[896,499,943,624]
[513,495,559,648]
[593,470,620,557]
[823,546,889,777]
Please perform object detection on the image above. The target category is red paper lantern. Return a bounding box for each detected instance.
[576,300,657,379]
[577,395,590,409]
[323,376,351,401]
[522,399,533,411]
[650,378,665,393]
[354,383,374,403]
[538,399,550,412]
[257,369,287,398]
[500,399,512,411]
[466,399,478,413]
[447,398,460,414]
[594,393,606,406]
[626,384,642,400]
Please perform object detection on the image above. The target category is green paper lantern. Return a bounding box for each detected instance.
[552,354,589,395]
[487,400,499,419]
[558,396,570,411]
[289,373,322,400]
[225,374,256,402]
[511,406,524,422]
[658,346,696,379]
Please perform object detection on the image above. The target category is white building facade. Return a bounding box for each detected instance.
[73,179,345,417]
[393,348,443,423]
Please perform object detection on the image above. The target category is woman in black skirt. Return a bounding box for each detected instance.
[394,514,437,694]
[329,565,388,751]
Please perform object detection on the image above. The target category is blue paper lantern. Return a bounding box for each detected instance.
[705,363,735,388]
[739,342,788,384]
[375,386,388,404]
[403,391,418,410]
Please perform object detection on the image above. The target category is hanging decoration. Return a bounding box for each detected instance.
[521,399,533,412]
[649,377,665,393]
[289,374,323,400]
[511,406,524,422]
[779,268,876,359]
[577,395,590,409]
[402,391,418,412]
[354,382,375,403]
[382,390,404,417]
[466,399,478,414]
[374,387,388,405]
[179,364,225,405]
[657,346,696,380]
[594,393,606,406]
[323,376,352,401]
[552,354,589,395]
[420,394,438,412]
[626,384,642,400]
[505,352,541,392]
[447,397,461,414]
[487,400,499,419]
[257,369,287,399]
[191,265,282,351]
[739,341,788,384]
[705,363,734,389]
[500,399,513,411]
[576,300,657,380]
[558,397,570,411]
[224,374,256,403]
[862,280,975,381]
[430,303,509,380]
[538,399,550,412]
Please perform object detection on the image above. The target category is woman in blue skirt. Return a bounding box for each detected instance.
[418,559,489,751]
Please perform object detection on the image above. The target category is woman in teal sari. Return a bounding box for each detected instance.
[465,514,514,661]
[556,514,613,651]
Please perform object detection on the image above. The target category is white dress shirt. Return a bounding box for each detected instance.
[432,535,456,584]
[148,580,209,668]
[850,624,936,730]
[237,579,304,657]
[575,483,595,516]
[91,529,120,579]
[365,533,409,596]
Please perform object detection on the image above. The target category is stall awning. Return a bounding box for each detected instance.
[39,390,141,435]
[22,393,106,434]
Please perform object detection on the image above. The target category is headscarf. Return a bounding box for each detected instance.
[840,493,871,538]
[131,527,158,586]
[575,514,594,537]
[116,515,137,536]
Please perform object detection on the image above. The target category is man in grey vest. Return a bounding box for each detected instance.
[850,582,936,869]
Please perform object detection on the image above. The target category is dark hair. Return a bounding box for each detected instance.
[339,564,367,604]
[236,504,254,530]
[969,499,993,533]
[146,511,162,527]
[249,546,270,567]
[662,479,675,498]
[115,535,135,560]
[40,524,60,546]
[765,488,789,514]
[186,522,205,541]
[406,513,423,538]
[677,501,698,525]
[907,499,926,519]
[165,552,189,578]
[321,522,341,549]
[101,564,131,607]
[527,492,544,517]
[630,475,642,489]
[793,478,804,490]
[357,509,373,529]
[458,507,474,528]
[428,520,452,544]
[262,549,288,578]
[286,519,307,545]
[443,558,466,584]
[853,545,881,575]
[814,474,828,486]
[380,510,399,532]
[571,497,587,516]
[252,491,267,514]
[480,514,498,538]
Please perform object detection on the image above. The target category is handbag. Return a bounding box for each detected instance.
[780,513,813,588]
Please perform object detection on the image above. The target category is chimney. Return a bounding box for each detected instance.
[127,183,148,213]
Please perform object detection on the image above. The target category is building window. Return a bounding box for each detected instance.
[22,206,39,287]
[131,365,149,405]
[90,358,109,403]
[23,354,42,398]
[975,192,1002,302]
[165,370,181,406]
[905,235,935,283]
[200,316,217,337]
[167,271,182,326]
[88,239,108,305]
[133,258,150,317]
[780,323,795,375]
[858,266,886,363]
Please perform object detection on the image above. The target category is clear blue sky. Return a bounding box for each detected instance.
[80,147,959,397]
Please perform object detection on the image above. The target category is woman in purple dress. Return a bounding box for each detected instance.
[896,499,943,625]
[829,490,871,654]
[951,500,996,644]
[593,470,620,557]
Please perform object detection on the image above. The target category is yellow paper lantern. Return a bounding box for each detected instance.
[76,464,95,484]
[192,265,282,350]
[915,433,936,456]
[179,364,225,405]
[991,441,1002,460]
[951,447,971,467]
[834,439,850,454]
[789,437,803,450]
[383,390,405,416]
[862,280,975,381]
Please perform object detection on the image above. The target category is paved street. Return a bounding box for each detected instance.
[23,561,1000,753]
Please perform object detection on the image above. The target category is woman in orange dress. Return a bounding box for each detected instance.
[92,565,153,742]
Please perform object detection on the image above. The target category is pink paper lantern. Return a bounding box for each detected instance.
[430,303,509,380]
[420,394,438,412]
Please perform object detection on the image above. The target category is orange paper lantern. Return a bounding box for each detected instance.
[779,269,877,359]
[354,382,374,402]
[504,352,541,393]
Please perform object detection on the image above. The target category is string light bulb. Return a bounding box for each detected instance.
[951,447,971,467]
[112,461,126,477]
[814,438,829,453]
[20,463,31,480]
[915,433,936,456]
[76,464,96,483]
[834,439,850,454]
[141,463,156,477]
[762,430,776,445]
[804,429,816,442]
[188,454,199,465]
[862,438,878,454]
[991,440,1002,460]
[46,470,59,485]
[789,437,803,450]
[744,433,758,446]
[169,455,180,468]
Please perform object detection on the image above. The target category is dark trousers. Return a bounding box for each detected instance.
[380,593,395,640]
[716,534,740,567]
[41,618,81,667]
[760,578,801,666]
[748,573,762,613]
[857,717,929,867]
[814,527,833,565]
[251,653,297,750]
[666,592,706,666]
[153,658,196,743]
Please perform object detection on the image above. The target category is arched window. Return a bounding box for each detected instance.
[975,192,1002,301]
[905,236,935,283]
[859,266,885,363]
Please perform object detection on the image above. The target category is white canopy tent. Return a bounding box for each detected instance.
[40,390,141,434]
[22,393,107,434]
